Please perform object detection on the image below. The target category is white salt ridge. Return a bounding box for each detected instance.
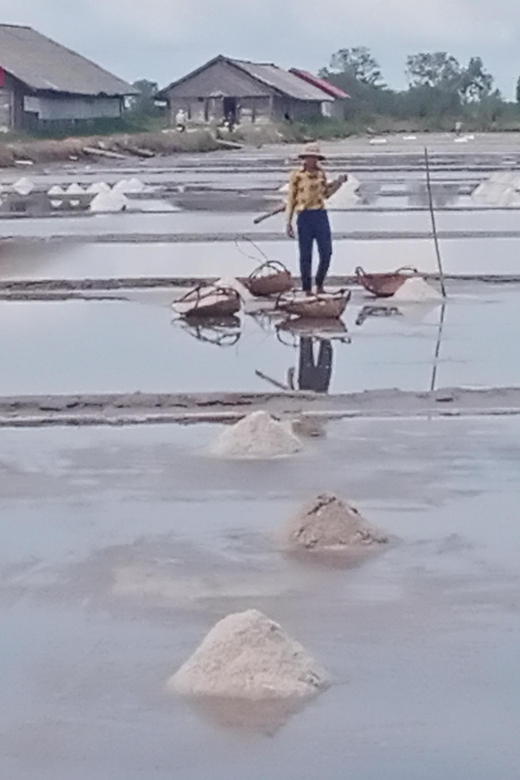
[48,185,65,196]
[472,181,520,207]
[13,177,34,196]
[89,191,129,213]
[284,493,388,553]
[489,172,520,189]
[210,410,303,459]
[113,177,145,194]
[87,182,111,194]
[66,183,84,195]
[168,609,330,701]
[393,277,443,302]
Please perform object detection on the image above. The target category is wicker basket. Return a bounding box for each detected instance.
[277,289,351,320]
[245,260,293,297]
[173,284,241,318]
[355,266,417,298]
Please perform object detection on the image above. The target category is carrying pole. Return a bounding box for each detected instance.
[424,147,447,298]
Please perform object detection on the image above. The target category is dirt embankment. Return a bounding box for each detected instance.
[0,129,225,167]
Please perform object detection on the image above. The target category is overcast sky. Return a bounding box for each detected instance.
[1,0,519,96]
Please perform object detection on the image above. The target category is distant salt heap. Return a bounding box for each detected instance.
[89,190,129,213]
[87,181,111,194]
[471,180,520,207]
[66,183,84,195]
[393,277,443,302]
[209,411,303,459]
[48,185,65,196]
[12,177,34,196]
[113,177,146,194]
[167,609,330,700]
[283,493,388,553]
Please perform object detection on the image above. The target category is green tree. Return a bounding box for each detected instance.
[457,57,493,102]
[405,52,461,89]
[327,47,383,86]
[130,79,159,116]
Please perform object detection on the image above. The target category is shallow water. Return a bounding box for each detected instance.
[0,285,516,396]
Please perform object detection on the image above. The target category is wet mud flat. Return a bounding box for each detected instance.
[0,417,519,779]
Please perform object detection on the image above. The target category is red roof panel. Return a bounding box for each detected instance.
[290,68,350,99]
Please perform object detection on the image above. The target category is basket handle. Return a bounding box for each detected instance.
[395,266,418,275]
[248,260,290,282]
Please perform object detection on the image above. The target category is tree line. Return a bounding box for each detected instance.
[320,47,516,126]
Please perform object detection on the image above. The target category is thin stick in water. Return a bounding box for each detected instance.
[424,147,447,298]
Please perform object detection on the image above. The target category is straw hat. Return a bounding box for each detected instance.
[298,142,325,160]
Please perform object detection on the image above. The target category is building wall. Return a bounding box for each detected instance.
[23,94,122,122]
[272,97,324,122]
[0,71,23,131]
[169,94,273,124]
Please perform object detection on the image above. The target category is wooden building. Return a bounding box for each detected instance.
[159,56,347,125]
[0,24,137,131]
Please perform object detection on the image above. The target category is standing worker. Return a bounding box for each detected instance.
[175,108,187,132]
[286,143,348,295]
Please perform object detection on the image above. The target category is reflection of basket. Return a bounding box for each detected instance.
[356,305,402,326]
[173,284,241,318]
[179,315,241,347]
[355,266,417,298]
[276,317,350,346]
[277,290,351,320]
[245,261,293,297]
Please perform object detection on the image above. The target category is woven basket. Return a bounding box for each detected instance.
[245,260,293,297]
[355,266,417,298]
[173,284,241,318]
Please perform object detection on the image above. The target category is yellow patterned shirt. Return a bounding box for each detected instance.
[286,166,329,220]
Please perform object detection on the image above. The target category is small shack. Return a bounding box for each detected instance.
[159,55,346,125]
[0,24,138,131]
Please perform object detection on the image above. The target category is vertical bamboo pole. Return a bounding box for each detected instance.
[424,147,447,298]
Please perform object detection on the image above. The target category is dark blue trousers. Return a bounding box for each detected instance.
[297,209,332,292]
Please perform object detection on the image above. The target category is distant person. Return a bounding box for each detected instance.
[286,143,348,295]
[176,108,187,132]
[454,120,463,137]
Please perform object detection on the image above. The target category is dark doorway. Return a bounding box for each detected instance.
[223,96,237,125]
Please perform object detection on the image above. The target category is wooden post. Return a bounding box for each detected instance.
[424,147,447,298]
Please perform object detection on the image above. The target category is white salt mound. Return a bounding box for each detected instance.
[393,277,443,302]
[472,181,520,207]
[210,411,303,459]
[87,181,111,194]
[168,609,330,700]
[284,493,388,552]
[66,183,84,195]
[89,191,129,213]
[13,177,34,196]
[48,185,65,196]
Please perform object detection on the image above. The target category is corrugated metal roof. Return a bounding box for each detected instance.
[0,24,137,96]
[230,59,334,101]
[290,69,350,99]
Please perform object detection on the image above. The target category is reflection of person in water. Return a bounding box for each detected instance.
[295,337,333,393]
